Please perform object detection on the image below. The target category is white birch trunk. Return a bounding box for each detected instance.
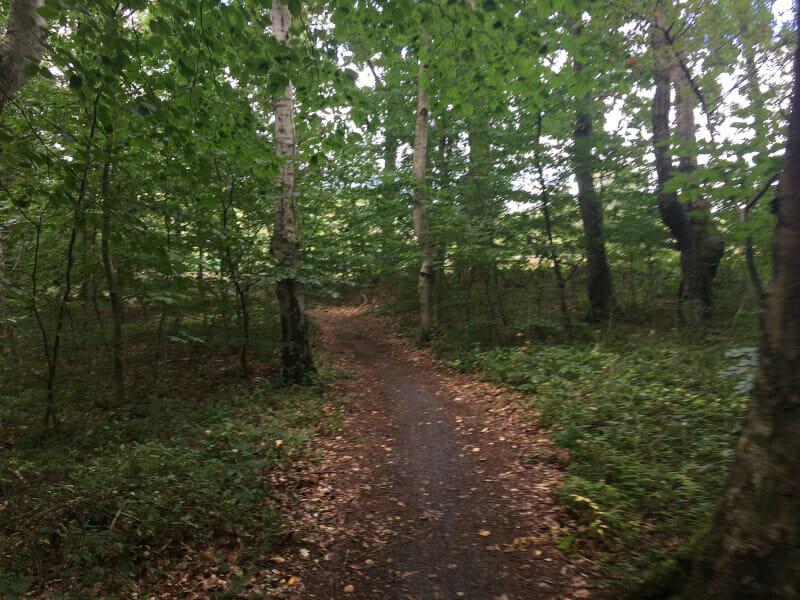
[412,34,436,343]
[270,0,314,382]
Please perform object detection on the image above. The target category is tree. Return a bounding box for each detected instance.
[569,17,616,321]
[647,6,800,597]
[0,0,46,114]
[270,0,315,383]
[412,31,436,343]
[650,0,725,324]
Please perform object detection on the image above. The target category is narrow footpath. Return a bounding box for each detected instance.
[274,306,599,600]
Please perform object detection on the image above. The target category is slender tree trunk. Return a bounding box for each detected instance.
[570,20,616,321]
[100,154,124,407]
[412,33,437,343]
[270,0,315,382]
[646,10,800,598]
[651,0,724,325]
[0,0,46,114]
[740,205,766,307]
[384,134,397,174]
[737,22,772,309]
[235,281,250,378]
[535,112,568,321]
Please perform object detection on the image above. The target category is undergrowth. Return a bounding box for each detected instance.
[0,381,337,599]
[438,326,752,590]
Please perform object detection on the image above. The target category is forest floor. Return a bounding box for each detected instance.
[264,306,601,600]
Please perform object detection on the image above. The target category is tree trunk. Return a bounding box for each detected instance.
[651,0,724,325]
[100,155,124,407]
[384,133,397,174]
[647,10,800,598]
[270,0,315,383]
[0,0,46,114]
[738,19,771,308]
[412,34,436,344]
[693,11,800,594]
[570,20,616,321]
[536,112,569,321]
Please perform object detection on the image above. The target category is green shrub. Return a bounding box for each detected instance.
[0,382,333,598]
[447,328,750,589]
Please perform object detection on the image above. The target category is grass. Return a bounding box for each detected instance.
[437,323,754,590]
[0,378,338,599]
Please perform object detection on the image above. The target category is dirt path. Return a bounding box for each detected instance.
[275,307,598,600]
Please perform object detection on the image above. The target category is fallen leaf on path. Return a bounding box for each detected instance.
[478,530,491,537]
[343,584,354,593]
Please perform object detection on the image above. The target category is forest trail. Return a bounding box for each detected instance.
[276,307,598,600]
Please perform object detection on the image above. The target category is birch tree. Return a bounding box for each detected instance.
[412,32,436,343]
[270,0,315,382]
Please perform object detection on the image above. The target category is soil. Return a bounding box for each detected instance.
[269,306,600,600]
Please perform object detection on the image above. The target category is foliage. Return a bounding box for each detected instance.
[0,379,337,598]
[444,326,751,588]
[0,0,795,594]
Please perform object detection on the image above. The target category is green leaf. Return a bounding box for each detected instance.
[663,172,688,194]
[149,18,171,36]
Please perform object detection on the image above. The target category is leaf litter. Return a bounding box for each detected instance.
[264,306,604,600]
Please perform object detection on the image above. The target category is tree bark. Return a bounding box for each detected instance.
[693,10,800,594]
[569,20,616,321]
[270,0,315,383]
[647,8,800,598]
[100,154,124,407]
[0,0,46,114]
[536,112,568,321]
[412,33,436,343]
[651,0,724,325]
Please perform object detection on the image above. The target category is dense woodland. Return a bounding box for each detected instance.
[1,0,799,597]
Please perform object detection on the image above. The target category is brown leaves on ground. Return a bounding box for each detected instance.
[131,305,603,599]
[262,306,603,600]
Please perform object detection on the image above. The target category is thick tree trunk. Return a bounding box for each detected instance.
[691,12,800,595]
[646,10,800,599]
[651,0,723,325]
[0,0,46,114]
[412,36,436,343]
[570,21,616,321]
[100,156,124,407]
[270,0,315,382]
